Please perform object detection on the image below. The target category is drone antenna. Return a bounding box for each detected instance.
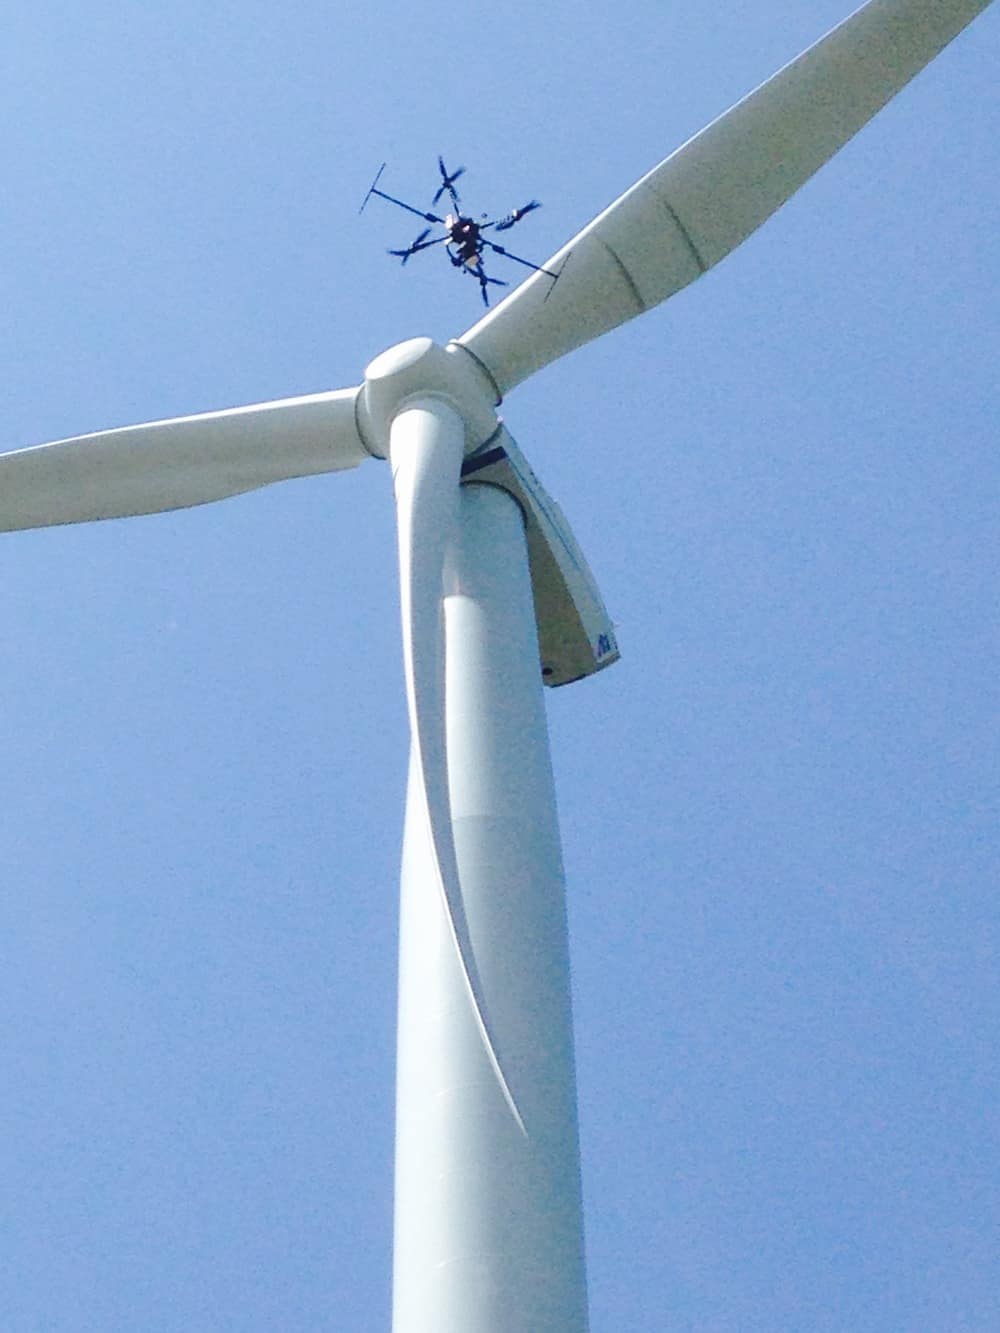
[361,163,445,225]
[359,163,388,214]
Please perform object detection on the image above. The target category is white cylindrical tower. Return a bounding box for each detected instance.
[393,480,588,1332]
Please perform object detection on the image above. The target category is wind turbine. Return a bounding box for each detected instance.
[2,1,992,1329]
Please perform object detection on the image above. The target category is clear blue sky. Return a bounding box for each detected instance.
[2,3,998,1329]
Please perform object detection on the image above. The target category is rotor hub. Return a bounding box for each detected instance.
[358,337,500,459]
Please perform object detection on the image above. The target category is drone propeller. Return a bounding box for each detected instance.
[389,239,448,265]
[470,263,508,307]
[492,201,541,232]
[389,227,436,264]
[433,155,466,207]
[388,240,448,265]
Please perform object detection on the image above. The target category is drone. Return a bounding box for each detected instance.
[360,157,557,306]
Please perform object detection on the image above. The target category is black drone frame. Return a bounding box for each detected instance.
[361,157,557,306]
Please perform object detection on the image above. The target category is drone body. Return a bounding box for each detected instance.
[361,156,552,304]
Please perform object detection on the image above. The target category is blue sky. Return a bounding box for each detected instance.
[2,3,998,1329]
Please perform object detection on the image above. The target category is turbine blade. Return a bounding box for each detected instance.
[0,387,368,532]
[391,402,526,1134]
[457,0,993,396]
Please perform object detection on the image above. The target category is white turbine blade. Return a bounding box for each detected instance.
[0,387,368,532]
[391,402,526,1134]
[457,0,993,396]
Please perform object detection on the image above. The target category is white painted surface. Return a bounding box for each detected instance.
[393,482,588,1332]
[0,387,367,529]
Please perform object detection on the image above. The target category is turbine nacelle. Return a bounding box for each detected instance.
[359,336,619,691]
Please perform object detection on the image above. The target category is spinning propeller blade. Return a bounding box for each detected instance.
[390,404,525,1133]
[457,0,993,397]
[493,201,541,232]
[433,155,465,206]
[389,228,433,264]
[0,388,367,531]
[472,265,508,306]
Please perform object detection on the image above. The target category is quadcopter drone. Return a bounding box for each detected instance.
[360,157,556,306]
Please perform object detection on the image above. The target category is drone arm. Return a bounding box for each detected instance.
[0,387,369,532]
[456,0,993,396]
[372,188,444,226]
[490,202,541,232]
[481,239,556,278]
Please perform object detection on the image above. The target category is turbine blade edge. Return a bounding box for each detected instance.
[391,402,527,1136]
